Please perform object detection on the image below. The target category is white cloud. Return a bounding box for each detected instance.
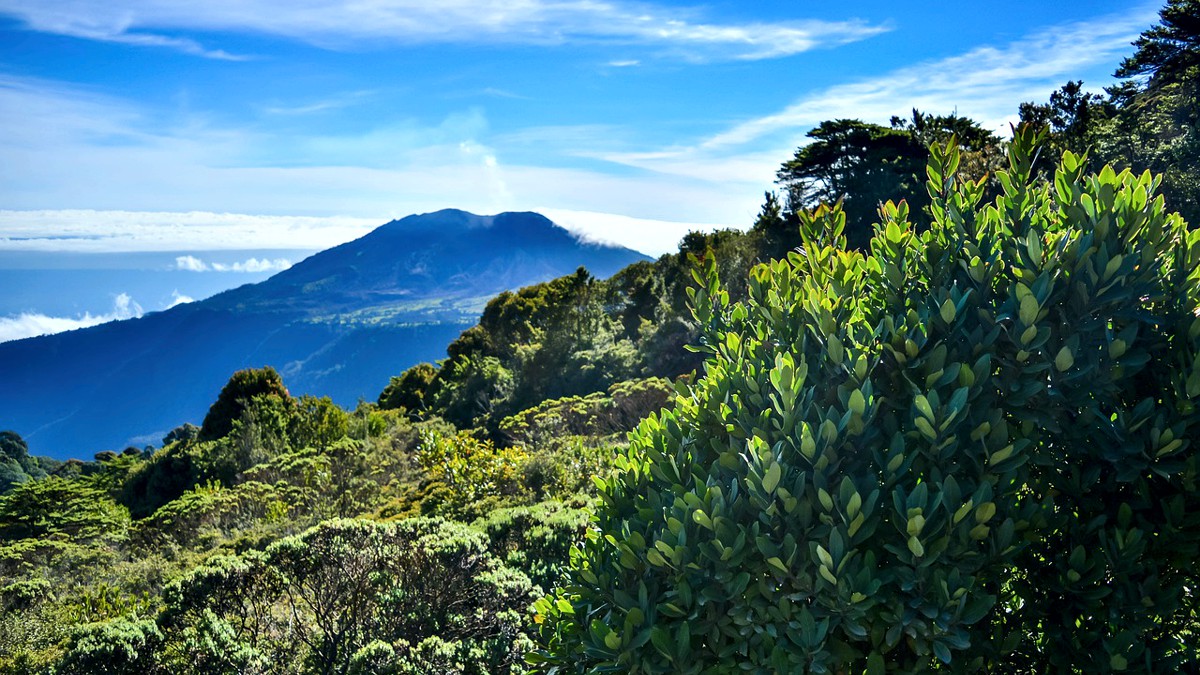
[214,258,292,273]
[174,255,207,271]
[166,291,195,308]
[0,293,143,343]
[172,254,294,272]
[0,0,886,61]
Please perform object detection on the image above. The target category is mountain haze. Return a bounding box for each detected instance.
[0,210,649,459]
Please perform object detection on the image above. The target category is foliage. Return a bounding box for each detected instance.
[378,362,438,414]
[475,500,591,593]
[499,378,673,446]
[0,431,54,494]
[777,119,925,250]
[533,129,1200,672]
[158,517,538,675]
[1022,0,1199,225]
[290,395,351,451]
[56,618,164,675]
[198,367,292,441]
[0,476,128,545]
[0,432,27,462]
[414,431,527,518]
[776,115,1004,251]
[1115,0,1200,87]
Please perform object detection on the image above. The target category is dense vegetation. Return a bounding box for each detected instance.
[1,3,1197,672]
[533,128,1199,673]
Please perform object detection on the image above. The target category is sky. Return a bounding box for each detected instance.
[0,0,1164,340]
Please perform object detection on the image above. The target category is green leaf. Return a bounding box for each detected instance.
[763,462,782,494]
[1055,346,1074,372]
[940,298,957,323]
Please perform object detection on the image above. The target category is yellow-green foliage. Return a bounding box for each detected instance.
[533,128,1200,673]
[414,431,527,517]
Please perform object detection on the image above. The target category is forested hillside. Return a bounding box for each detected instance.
[2,3,1198,672]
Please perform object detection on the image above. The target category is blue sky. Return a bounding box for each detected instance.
[0,0,1163,339]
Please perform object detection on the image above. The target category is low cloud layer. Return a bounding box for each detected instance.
[174,255,293,273]
[0,293,143,343]
[0,210,379,253]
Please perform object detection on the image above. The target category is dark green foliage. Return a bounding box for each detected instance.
[378,362,438,413]
[1022,1,1199,225]
[198,367,292,441]
[533,129,1200,672]
[777,119,926,250]
[0,432,27,461]
[777,115,1004,251]
[161,423,199,446]
[0,431,50,494]
[159,517,537,675]
[1115,0,1200,86]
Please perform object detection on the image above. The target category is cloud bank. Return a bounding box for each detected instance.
[0,210,379,253]
[0,293,143,343]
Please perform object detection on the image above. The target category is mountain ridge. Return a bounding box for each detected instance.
[0,209,650,459]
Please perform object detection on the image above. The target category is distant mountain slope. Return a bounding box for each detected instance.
[0,210,649,459]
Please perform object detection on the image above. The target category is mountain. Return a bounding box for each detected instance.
[0,210,649,459]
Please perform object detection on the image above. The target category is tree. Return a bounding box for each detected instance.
[534,128,1200,672]
[199,367,292,442]
[0,431,28,461]
[1105,0,1200,224]
[378,363,438,414]
[777,119,925,250]
[0,430,48,494]
[1115,0,1200,89]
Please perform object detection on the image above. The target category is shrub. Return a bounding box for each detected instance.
[160,518,537,675]
[532,128,1200,672]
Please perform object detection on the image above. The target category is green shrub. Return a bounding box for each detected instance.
[56,618,164,675]
[532,128,1200,672]
[476,500,592,592]
[160,517,537,675]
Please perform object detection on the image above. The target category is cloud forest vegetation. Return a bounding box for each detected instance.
[1,3,1197,672]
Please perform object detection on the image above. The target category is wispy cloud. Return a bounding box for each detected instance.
[174,255,292,272]
[261,90,376,116]
[701,10,1155,149]
[0,0,886,61]
[598,7,1156,181]
[0,293,143,343]
[0,75,763,250]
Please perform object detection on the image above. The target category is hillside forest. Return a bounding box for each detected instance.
[2,2,1199,672]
